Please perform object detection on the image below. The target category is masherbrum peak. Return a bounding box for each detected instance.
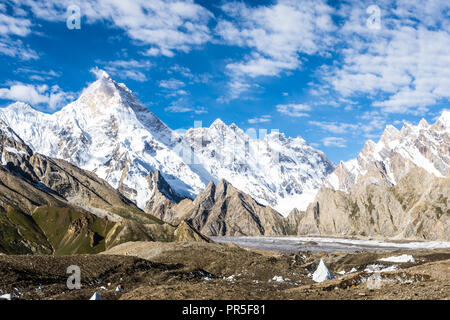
[0,70,334,215]
[0,70,207,209]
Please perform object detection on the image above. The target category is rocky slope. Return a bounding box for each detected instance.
[295,164,449,240]
[0,71,334,216]
[154,179,294,236]
[0,120,207,255]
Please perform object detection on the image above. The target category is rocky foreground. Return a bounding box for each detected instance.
[0,241,448,300]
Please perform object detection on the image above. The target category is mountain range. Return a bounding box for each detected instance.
[0,71,335,216]
[295,112,449,240]
[0,71,448,251]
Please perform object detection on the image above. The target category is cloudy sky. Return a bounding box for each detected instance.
[0,0,449,162]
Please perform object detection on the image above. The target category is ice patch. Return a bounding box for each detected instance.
[270,275,290,282]
[364,264,398,273]
[312,259,334,283]
[378,254,415,263]
[89,292,102,300]
[224,275,235,282]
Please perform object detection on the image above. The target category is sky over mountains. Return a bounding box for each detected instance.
[0,0,449,162]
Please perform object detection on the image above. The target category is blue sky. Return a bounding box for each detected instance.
[0,0,449,162]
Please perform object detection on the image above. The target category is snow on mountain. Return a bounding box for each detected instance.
[0,71,207,208]
[324,110,450,192]
[0,71,334,215]
[184,120,335,214]
[0,116,34,166]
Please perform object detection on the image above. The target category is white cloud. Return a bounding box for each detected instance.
[322,137,347,148]
[276,104,311,117]
[159,79,185,90]
[310,111,386,137]
[14,0,213,57]
[216,0,335,99]
[325,0,450,114]
[0,13,32,37]
[0,6,37,60]
[14,68,61,81]
[164,105,207,114]
[169,65,193,78]
[0,82,71,110]
[309,121,358,134]
[217,0,335,78]
[165,105,192,113]
[219,80,254,103]
[96,59,152,82]
[168,65,212,85]
[194,106,208,114]
[248,115,271,124]
[0,38,38,60]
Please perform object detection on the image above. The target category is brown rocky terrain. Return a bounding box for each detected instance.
[0,241,448,300]
[295,167,449,240]
[149,179,291,236]
[144,170,183,220]
[145,165,449,241]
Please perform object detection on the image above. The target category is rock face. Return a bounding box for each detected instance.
[173,221,212,243]
[145,170,183,220]
[0,120,206,254]
[296,167,449,240]
[157,179,290,236]
[0,71,335,216]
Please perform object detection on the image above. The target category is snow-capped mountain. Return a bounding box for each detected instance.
[0,71,208,208]
[324,110,450,193]
[0,70,334,215]
[184,120,335,214]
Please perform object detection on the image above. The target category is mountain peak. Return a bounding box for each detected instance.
[210,118,227,128]
[384,124,400,135]
[5,101,34,112]
[91,67,112,81]
[380,125,400,144]
[74,69,151,118]
[418,118,429,128]
[436,109,449,129]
